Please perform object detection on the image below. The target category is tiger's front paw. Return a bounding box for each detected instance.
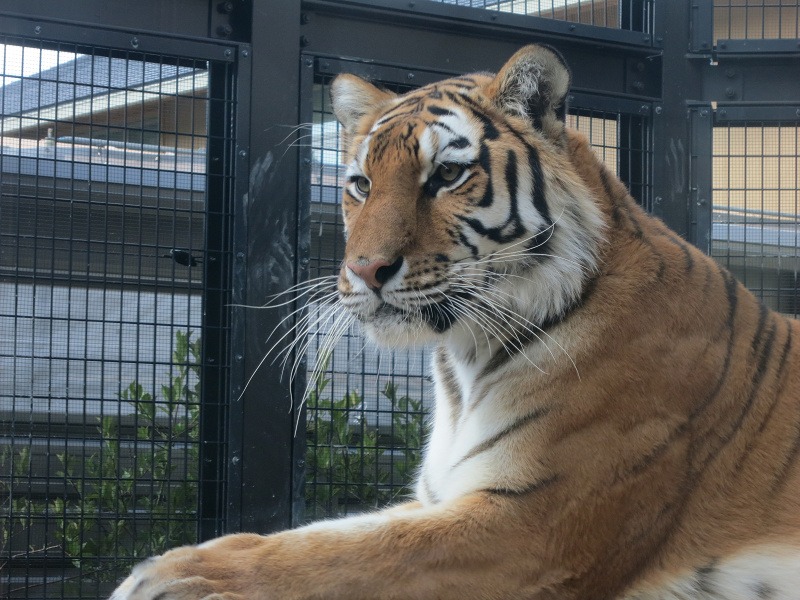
[110,534,271,600]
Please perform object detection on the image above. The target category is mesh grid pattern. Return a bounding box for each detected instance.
[712,122,800,316]
[303,76,642,521]
[0,39,226,598]
[428,0,653,30]
[714,0,800,40]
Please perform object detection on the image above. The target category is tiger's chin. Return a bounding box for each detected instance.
[350,300,454,349]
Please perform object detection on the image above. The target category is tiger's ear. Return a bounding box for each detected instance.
[485,44,571,140]
[330,74,396,136]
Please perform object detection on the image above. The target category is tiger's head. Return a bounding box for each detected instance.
[330,45,605,355]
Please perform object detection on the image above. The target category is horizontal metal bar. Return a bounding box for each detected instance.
[700,58,800,104]
[303,14,661,101]
[715,104,800,124]
[569,92,651,116]
[716,38,800,56]
[303,0,654,48]
[315,56,453,86]
[0,13,237,62]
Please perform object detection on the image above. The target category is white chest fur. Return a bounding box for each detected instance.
[416,350,549,505]
[623,546,800,600]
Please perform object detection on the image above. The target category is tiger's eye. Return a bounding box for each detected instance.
[355,176,371,195]
[438,163,464,183]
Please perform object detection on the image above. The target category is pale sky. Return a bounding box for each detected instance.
[0,44,78,80]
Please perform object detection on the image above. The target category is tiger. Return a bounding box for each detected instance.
[111,44,800,600]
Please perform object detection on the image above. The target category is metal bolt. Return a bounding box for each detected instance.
[241,49,249,58]
[725,87,736,99]
[236,251,245,260]
[231,456,240,465]
[300,257,310,267]
[640,104,649,114]
[697,198,707,206]
[34,25,41,35]
[300,12,310,24]
[236,353,243,361]
[567,95,575,104]
[300,35,310,47]
[407,72,415,80]
[796,108,800,117]
[218,1,234,13]
[304,58,313,67]
[719,42,727,50]
[302,157,311,165]
[719,108,727,117]
[655,106,663,115]
[239,149,247,157]
[725,68,736,79]
[130,36,139,49]
[700,109,709,117]
[635,62,645,73]
[633,81,645,92]
[208,357,216,363]
[297,459,306,468]
[224,48,232,58]
[654,196,662,205]
[569,24,576,31]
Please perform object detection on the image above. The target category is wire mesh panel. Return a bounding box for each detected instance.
[0,38,230,598]
[302,72,648,522]
[714,0,800,40]
[429,0,654,30]
[712,120,800,316]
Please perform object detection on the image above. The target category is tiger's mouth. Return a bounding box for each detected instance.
[356,292,472,335]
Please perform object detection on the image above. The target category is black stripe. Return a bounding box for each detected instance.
[526,143,551,226]
[477,142,493,208]
[483,473,559,497]
[444,91,499,140]
[751,303,769,357]
[771,422,800,494]
[453,406,551,469]
[427,105,455,117]
[689,268,738,421]
[435,348,463,430]
[445,136,470,150]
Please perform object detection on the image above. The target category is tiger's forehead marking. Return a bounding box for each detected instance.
[353,82,484,177]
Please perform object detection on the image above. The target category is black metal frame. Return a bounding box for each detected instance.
[0,1,797,584]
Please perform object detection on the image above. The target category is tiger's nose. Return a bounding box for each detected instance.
[347,256,404,291]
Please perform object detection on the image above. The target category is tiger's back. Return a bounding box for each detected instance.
[110,45,800,600]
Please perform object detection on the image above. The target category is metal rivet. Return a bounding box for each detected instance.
[224,48,232,58]
[34,25,41,35]
[700,109,709,117]
[300,257,310,267]
[231,456,240,465]
[697,198,707,206]
[304,58,313,67]
[725,68,736,78]
[300,35,310,47]
[130,37,139,49]
[655,106,663,115]
[569,24,576,31]
[654,196,662,205]
[719,109,727,117]
[239,149,247,157]
[407,72,415,80]
[241,49,249,58]
[236,354,243,361]
[217,24,233,37]
[236,252,245,260]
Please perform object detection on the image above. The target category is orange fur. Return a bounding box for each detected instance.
[111,46,800,600]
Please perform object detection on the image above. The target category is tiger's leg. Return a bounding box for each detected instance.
[110,495,569,600]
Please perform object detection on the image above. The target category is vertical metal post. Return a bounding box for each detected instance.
[688,105,714,254]
[227,0,303,534]
[199,60,234,542]
[651,0,703,241]
[690,1,714,54]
